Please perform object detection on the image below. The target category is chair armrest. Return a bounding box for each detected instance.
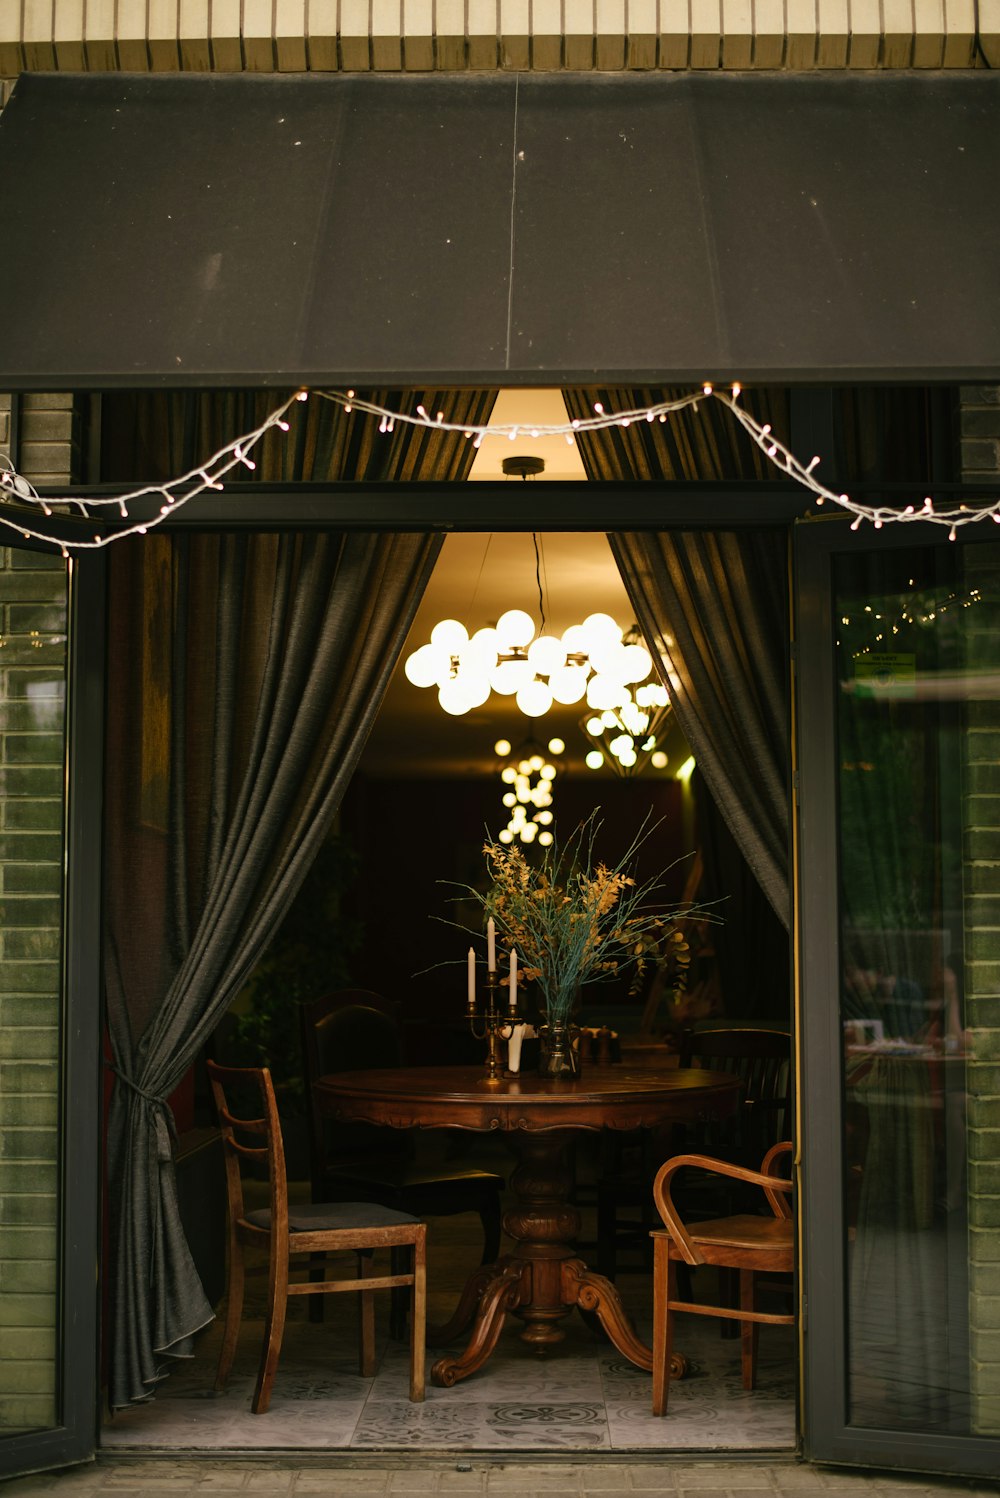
[652,1144,794,1265]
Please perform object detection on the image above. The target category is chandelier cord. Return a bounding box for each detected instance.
[532,533,546,633]
[469,533,494,619]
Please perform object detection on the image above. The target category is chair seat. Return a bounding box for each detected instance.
[244,1200,420,1233]
[691,1214,793,1251]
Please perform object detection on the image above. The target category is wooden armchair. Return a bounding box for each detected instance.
[596,1026,791,1278]
[650,1140,794,1415]
[206,1060,426,1413]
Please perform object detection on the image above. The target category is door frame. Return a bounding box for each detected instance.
[0,548,106,1480]
[794,513,1000,1477]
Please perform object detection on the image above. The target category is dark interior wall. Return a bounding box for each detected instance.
[338,772,688,1046]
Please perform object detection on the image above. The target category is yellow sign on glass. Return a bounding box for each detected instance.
[853,652,916,698]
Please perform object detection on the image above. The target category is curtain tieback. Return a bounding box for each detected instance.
[108,1064,178,1157]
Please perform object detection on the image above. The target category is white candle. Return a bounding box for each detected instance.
[487,917,496,972]
[467,946,476,1008]
[509,949,518,1010]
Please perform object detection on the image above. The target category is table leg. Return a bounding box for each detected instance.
[430,1261,527,1386]
[432,1128,663,1387]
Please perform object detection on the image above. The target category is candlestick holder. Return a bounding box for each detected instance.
[467,969,518,1082]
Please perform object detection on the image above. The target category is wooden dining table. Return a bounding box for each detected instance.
[315,1062,740,1388]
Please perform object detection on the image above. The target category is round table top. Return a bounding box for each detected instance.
[315,1063,740,1134]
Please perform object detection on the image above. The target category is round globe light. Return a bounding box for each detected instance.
[494,738,512,757]
[501,766,517,784]
[610,734,633,756]
[651,751,668,769]
[539,830,554,847]
[404,643,448,688]
[601,710,619,728]
[547,737,565,755]
[539,764,556,781]
[537,810,553,825]
[527,634,566,676]
[467,626,500,667]
[495,608,536,650]
[587,640,629,679]
[491,658,534,695]
[587,675,627,711]
[586,716,604,737]
[618,748,638,768]
[559,624,590,657]
[438,679,473,715]
[430,618,469,653]
[521,822,538,842]
[581,612,623,652]
[455,672,490,710]
[620,643,652,683]
[585,749,605,770]
[516,679,553,718]
[499,828,514,844]
[548,665,588,704]
[528,754,544,771]
[503,791,517,808]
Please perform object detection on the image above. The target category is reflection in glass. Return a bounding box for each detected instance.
[835,543,998,1437]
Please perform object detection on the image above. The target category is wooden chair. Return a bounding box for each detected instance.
[300,991,504,1264]
[650,1141,794,1415]
[206,1059,426,1413]
[596,1026,791,1278]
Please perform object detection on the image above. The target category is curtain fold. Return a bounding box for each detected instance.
[564,387,791,931]
[103,390,495,1411]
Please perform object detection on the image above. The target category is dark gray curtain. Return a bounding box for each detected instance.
[100,386,497,485]
[564,388,791,931]
[103,390,495,1410]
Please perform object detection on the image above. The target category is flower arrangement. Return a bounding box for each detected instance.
[469,813,711,1029]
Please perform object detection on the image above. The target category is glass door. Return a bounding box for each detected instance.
[0,542,103,1479]
[796,520,1000,1476]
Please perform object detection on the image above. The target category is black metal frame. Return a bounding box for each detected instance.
[0,547,106,1480]
[794,514,1000,1477]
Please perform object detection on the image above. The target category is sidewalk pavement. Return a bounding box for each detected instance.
[3,1458,998,1498]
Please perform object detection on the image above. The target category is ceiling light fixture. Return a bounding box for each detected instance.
[404,609,657,721]
[496,739,561,846]
[580,635,672,776]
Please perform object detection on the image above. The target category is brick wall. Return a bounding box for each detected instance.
[0,429,70,1433]
[960,385,1000,1435]
[0,0,997,72]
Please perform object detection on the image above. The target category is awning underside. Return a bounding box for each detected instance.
[1,70,998,389]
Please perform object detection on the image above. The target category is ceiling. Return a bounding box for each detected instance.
[359,392,691,783]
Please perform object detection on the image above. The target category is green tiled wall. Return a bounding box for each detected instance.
[961,391,1000,1435]
[0,546,67,1435]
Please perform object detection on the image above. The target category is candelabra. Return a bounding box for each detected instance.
[467,922,519,1081]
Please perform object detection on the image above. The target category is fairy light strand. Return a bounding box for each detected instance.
[0,392,304,552]
[1,383,998,552]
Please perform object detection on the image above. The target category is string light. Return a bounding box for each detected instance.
[2,382,998,551]
[0,392,303,550]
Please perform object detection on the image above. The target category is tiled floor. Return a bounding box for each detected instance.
[100,1260,796,1454]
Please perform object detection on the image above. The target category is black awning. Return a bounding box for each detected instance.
[1,70,998,389]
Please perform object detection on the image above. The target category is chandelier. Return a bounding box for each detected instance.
[494,737,564,846]
[581,677,672,777]
[404,610,657,720]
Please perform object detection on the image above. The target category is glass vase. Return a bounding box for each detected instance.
[538,1018,581,1079]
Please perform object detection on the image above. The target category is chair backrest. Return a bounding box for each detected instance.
[299,990,407,1188]
[678,1026,792,1161]
[206,1059,286,1240]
